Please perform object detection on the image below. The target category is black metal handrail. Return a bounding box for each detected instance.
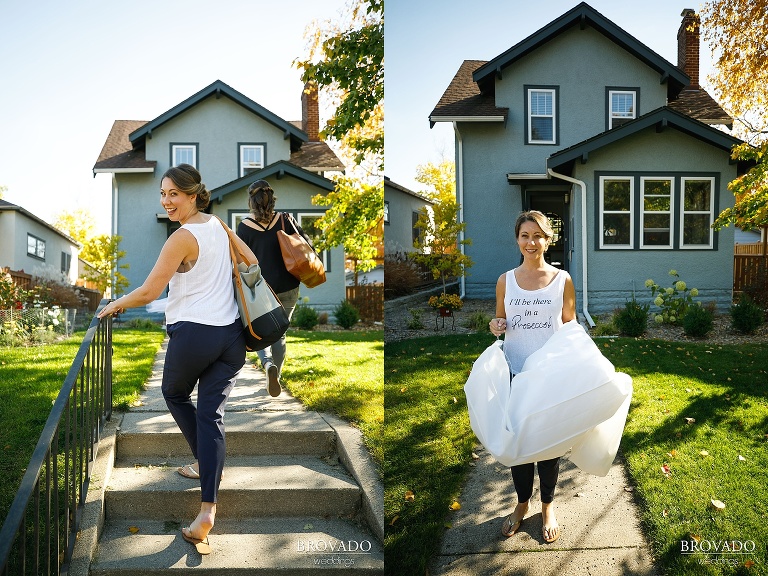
[0,300,112,575]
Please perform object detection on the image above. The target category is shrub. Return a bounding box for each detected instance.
[683,303,714,337]
[591,315,618,337]
[318,312,329,325]
[124,318,160,329]
[730,295,765,334]
[464,311,491,332]
[646,270,699,325]
[407,309,424,329]
[614,299,649,337]
[334,299,360,329]
[383,251,422,299]
[292,302,319,330]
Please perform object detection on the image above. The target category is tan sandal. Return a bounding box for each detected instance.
[182,527,212,554]
[501,513,525,537]
[542,524,560,543]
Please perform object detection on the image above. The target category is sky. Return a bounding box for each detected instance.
[385,0,716,194]
[0,0,348,235]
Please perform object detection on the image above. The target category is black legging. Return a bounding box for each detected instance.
[511,457,561,503]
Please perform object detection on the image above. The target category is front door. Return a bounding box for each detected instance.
[528,192,568,271]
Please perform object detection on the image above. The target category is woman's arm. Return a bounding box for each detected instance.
[562,273,577,323]
[490,273,507,336]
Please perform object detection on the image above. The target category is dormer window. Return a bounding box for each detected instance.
[525,86,558,145]
[239,144,265,177]
[607,89,637,129]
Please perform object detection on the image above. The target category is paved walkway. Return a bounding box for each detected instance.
[429,445,657,576]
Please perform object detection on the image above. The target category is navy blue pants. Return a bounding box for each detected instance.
[511,457,561,504]
[162,320,245,503]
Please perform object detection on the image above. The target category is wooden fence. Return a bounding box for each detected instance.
[2,267,33,290]
[735,242,766,255]
[733,254,768,294]
[346,284,384,322]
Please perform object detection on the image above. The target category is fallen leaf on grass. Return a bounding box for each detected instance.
[666,450,677,458]
[738,455,746,461]
[400,387,407,393]
[623,487,634,493]
[389,516,399,526]
[700,450,709,457]
[661,464,672,477]
[710,499,726,511]
[662,509,668,517]
[449,501,461,511]
[404,490,415,502]
[745,560,755,569]
[684,417,696,425]
[128,526,140,534]
[690,533,702,543]
[452,397,458,404]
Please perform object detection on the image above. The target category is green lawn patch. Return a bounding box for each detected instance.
[0,325,166,519]
[279,330,384,469]
[384,334,768,576]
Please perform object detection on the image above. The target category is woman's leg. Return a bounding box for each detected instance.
[503,463,535,536]
[270,287,299,377]
[537,457,561,542]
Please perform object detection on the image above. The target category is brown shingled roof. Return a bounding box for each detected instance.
[289,142,345,172]
[93,120,156,171]
[667,89,733,126]
[429,60,509,120]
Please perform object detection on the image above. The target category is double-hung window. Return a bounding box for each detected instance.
[297,213,329,270]
[526,87,557,144]
[681,177,715,248]
[640,177,673,248]
[599,176,634,248]
[608,89,636,129]
[171,144,197,168]
[27,234,46,259]
[239,144,265,177]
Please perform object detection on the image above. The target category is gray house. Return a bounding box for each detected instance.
[430,3,745,324]
[93,80,346,316]
[383,176,434,255]
[0,199,80,285]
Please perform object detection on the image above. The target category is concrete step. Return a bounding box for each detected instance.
[91,517,384,575]
[117,411,336,460]
[106,456,361,520]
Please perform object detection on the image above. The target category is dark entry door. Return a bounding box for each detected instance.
[528,192,568,271]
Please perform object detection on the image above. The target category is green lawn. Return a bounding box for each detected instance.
[384,334,768,576]
[279,329,384,470]
[0,324,166,519]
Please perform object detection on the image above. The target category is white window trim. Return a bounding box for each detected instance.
[27,233,46,259]
[608,90,636,129]
[172,145,197,168]
[231,212,250,231]
[640,177,674,249]
[297,212,329,269]
[599,176,634,249]
[527,88,556,144]
[239,145,265,177]
[680,177,715,249]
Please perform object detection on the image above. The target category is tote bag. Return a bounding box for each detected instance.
[277,213,326,288]
[215,217,290,351]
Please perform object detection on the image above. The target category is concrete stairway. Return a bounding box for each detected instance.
[87,342,384,575]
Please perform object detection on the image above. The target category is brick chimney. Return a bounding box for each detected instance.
[677,8,700,89]
[301,81,320,141]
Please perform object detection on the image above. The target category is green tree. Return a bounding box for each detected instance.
[0,185,7,199]
[294,0,383,166]
[312,176,383,281]
[53,208,96,244]
[701,0,768,237]
[412,199,473,293]
[415,161,456,204]
[79,234,129,296]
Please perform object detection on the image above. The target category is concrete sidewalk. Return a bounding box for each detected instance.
[429,446,658,576]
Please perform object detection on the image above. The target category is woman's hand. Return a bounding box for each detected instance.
[98,300,124,319]
[490,317,507,337]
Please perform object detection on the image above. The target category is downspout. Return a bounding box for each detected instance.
[453,121,466,299]
[546,168,595,327]
[111,174,118,298]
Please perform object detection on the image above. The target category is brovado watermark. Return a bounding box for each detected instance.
[680,539,756,554]
[296,538,373,568]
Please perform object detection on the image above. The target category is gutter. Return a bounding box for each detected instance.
[453,121,466,299]
[546,168,595,327]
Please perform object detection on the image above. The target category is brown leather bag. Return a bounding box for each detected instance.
[277,213,326,288]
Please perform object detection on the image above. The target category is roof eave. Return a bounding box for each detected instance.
[429,115,506,123]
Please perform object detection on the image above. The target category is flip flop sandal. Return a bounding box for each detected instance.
[182,527,212,555]
[542,525,561,543]
[177,464,200,479]
[501,513,524,537]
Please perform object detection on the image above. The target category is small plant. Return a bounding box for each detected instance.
[407,309,424,329]
[464,311,491,332]
[591,315,618,337]
[614,299,649,337]
[682,303,714,337]
[730,295,765,334]
[333,299,360,329]
[646,270,699,325]
[318,312,329,325]
[428,293,463,311]
[124,318,160,329]
[292,298,319,330]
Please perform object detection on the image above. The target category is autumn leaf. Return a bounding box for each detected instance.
[471,452,480,460]
[662,509,669,517]
[661,464,672,477]
[690,533,702,543]
[745,560,755,569]
[684,417,695,425]
[389,515,399,526]
[128,526,140,534]
[700,450,709,457]
[449,501,461,511]
[710,499,726,512]
[400,387,407,393]
[666,450,677,458]
[738,455,746,461]
[404,490,415,502]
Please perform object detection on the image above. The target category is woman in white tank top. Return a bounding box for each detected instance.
[489,210,576,544]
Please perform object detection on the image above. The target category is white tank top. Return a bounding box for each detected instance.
[165,216,239,326]
[502,268,566,375]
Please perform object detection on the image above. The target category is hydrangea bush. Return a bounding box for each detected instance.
[645,270,700,325]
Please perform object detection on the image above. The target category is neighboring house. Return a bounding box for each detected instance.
[430,3,747,323]
[383,176,435,255]
[93,80,346,316]
[0,199,80,285]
